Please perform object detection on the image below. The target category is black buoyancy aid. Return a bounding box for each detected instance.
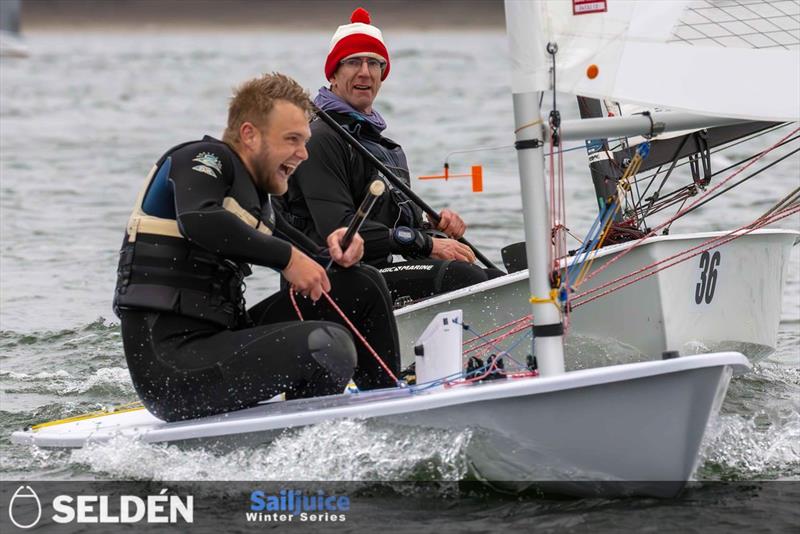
[344,121,423,230]
[114,138,274,328]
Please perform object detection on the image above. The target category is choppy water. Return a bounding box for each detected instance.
[1,31,799,530]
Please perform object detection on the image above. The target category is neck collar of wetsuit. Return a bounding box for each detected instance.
[314,86,387,133]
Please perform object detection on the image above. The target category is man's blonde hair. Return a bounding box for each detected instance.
[222,73,312,145]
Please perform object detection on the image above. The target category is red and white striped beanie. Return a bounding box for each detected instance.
[325,7,390,81]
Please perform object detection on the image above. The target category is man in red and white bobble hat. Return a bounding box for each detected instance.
[284,7,504,306]
[325,7,391,85]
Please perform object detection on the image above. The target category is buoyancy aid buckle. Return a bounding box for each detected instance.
[127,217,140,243]
[116,245,135,295]
[126,213,182,242]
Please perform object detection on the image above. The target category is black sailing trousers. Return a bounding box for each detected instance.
[120,266,400,422]
[379,259,505,307]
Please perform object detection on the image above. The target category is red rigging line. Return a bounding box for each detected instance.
[462,315,531,348]
[463,321,532,356]
[471,128,799,338]
[447,358,537,388]
[289,289,399,384]
[549,125,572,330]
[571,203,800,309]
[576,126,800,288]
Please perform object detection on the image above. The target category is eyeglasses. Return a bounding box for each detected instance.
[339,57,386,74]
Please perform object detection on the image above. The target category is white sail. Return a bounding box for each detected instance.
[506,0,800,121]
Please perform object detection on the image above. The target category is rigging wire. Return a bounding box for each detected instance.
[623,124,798,225]
[568,136,800,303]
[573,126,800,289]
[761,186,800,219]
[671,145,800,219]
[639,131,800,208]
[571,203,800,309]
[627,126,798,227]
[630,122,795,187]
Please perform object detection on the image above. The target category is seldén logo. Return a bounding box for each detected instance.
[8,486,42,529]
[248,489,349,523]
[7,486,193,528]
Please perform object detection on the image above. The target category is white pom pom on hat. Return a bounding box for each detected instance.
[325,7,390,81]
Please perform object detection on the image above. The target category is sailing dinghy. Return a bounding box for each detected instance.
[12,347,747,497]
[12,0,794,496]
[395,0,800,364]
[396,228,798,366]
[12,309,747,496]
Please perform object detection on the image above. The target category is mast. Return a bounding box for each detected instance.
[512,92,565,377]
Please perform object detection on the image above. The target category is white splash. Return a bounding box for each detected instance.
[701,399,800,476]
[1,367,134,395]
[70,419,473,482]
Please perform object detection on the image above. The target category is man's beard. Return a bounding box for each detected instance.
[252,142,280,195]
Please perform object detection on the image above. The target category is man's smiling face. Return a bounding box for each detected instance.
[329,55,384,114]
[248,100,310,195]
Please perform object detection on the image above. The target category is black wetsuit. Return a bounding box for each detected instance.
[283,111,503,307]
[114,136,400,422]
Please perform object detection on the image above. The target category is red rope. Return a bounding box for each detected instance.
[446,359,538,388]
[458,203,797,340]
[320,292,399,383]
[462,314,531,347]
[288,289,400,384]
[447,357,502,387]
[557,138,570,331]
[464,320,532,355]
[466,131,799,335]
[551,138,558,267]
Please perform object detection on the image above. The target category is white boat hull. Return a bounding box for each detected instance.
[395,229,798,366]
[11,353,748,496]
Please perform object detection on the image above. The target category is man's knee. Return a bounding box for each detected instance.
[307,322,357,383]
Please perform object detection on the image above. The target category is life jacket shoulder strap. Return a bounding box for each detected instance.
[222,197,273,236]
